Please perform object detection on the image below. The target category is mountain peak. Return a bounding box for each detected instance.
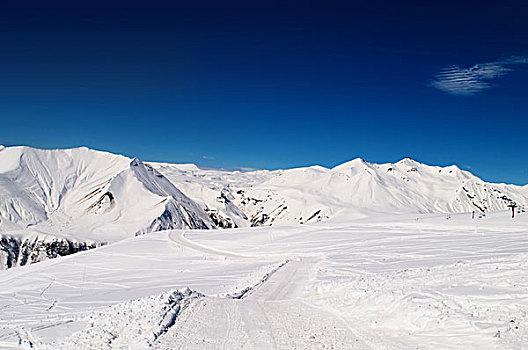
[332,157,369,172]
[396,157,419,166]
[130,157,142,167]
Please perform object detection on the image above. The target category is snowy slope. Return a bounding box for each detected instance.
[1,211,528,348]
[0,146,214,268]
[153,156,528,226]
[148,163,273,228]
[0,146,214,239]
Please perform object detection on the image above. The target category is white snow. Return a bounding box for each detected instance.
[0,210,527,348]
[0,147,213,253]
[151,155,528,228]
[0,146,24,174]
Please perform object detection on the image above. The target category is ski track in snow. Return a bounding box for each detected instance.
[168,230,253,259]
[156,257,366,349]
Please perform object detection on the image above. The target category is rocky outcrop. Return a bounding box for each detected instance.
[206,209,236,228]
[136,198,211,236]
[129,160,214,235]
[0,235,99,269]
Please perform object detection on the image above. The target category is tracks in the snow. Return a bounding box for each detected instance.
[158,230,367,349]
[168,230,253,259]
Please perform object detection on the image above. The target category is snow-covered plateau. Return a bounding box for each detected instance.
[0,145,527,349]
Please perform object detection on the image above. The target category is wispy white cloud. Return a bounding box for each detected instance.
[234,166,258,172]
[201,155,215,160]
[430,56,528,95]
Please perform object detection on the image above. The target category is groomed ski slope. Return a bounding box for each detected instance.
[1,209,527,349]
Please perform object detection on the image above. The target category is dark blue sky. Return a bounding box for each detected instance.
[1,1,527,184]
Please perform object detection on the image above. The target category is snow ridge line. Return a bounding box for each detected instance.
[152,289,204,343]
[228,259,290,300]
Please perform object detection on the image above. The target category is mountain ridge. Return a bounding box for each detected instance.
[1,145,527,268]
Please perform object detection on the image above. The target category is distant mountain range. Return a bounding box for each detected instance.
[1,145,526,268]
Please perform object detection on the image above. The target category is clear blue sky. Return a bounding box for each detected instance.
[1,1,527,184]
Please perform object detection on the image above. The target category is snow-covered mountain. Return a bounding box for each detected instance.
[1,145,527,268]
[152,156,528,226]
[0,146,213,268]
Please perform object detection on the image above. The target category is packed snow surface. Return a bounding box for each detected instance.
[1,210,527,349]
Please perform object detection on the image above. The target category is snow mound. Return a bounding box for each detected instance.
[42,289,203,349]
